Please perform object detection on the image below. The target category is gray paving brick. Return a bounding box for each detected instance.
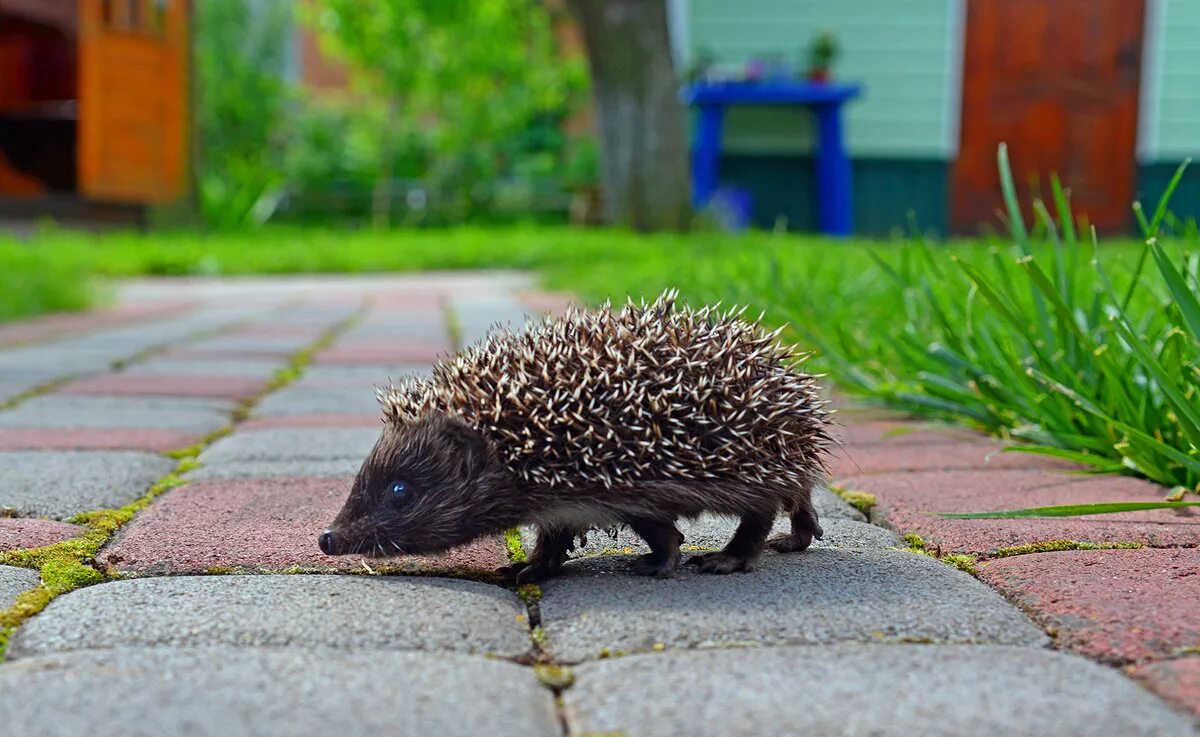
[522,517,899,558]
[341,321,449,340]
[0,564,39,609]
[9,575,530,658]
[0,450,175,519]
[123,358,286,379]
[0,647,560,737]
[254,386,384,416]
[298,364,430,384]
[450,296,534,344]
[186,335,313,353]
[564,644,1197,737]
[537,549,1046,662]
[0,395,233,432]
[187,459,361,480]
[200,428,379,465]
[815,485,867,520]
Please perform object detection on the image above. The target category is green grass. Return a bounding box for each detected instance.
[0,239,99,323]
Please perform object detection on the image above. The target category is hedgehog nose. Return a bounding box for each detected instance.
[318,530,335,555]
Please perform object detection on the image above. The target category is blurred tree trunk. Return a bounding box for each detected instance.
[567,0,691,231]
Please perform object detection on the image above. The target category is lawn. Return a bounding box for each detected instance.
[2,157,1197,501]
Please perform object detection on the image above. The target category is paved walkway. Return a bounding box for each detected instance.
[0,274,1196,736]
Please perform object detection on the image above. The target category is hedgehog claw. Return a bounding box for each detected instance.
[767,532,814,554]
[688,551,755,574]
[634,553,677,578]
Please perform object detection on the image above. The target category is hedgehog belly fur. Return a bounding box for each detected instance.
[380,290,833,501]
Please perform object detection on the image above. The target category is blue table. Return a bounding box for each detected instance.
[683,80,863,236]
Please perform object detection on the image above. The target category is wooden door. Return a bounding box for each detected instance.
[952,0,1144,234]
[78,0,188,203]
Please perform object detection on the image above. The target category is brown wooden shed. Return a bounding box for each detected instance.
[0,0,189,223]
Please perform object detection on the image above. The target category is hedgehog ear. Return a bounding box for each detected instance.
[439,416,487,478]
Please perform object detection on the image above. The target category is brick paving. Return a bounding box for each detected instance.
[0,274,1195,736]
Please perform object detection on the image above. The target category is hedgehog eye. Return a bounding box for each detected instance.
[389,481,407,495]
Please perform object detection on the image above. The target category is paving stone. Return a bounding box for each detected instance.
[0,647,560,737]
[240,413,381,430]
[254,386,384,416]
[537,549,1046,662]
[979,548,1200,665]
[0,300,192,346]
[176,335,314,354]
[845,470,1200,555]
[522,517,899,558]
[829,440,1079,477]
[100,477,507,574]
[312,340,453,365]
[57,374,269,400]
[451,296,533,344]
[200,427,379,464]
[0,564,40,608]
[123,358,285,379]
[9,575,530,658]
[1131,656,1200,721]
[298,364,430,385]
[187,459,364,480]
[834,419,991,446]
[564,644,1197,737]
[814,484,866,521]
[0,450,175,519]
[0,428,201,452]
[0,395,233,432]
[0,518,84,551]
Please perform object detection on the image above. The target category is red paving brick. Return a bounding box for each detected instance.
[313,340,452,365]
[99,477,506,574]
[57,374,268,401]
[240,413,381,430]
[368,294,443,310]
[829,440,1079,478]
[979,548,1200,665]
[0,428,201,453]
[843,470,1200,555]
[834,420,996,446]
[1129,656,1200,720]
[0,518,84,551]
[518,290,576,317]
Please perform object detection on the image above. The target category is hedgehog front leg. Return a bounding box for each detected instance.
[627,518,684,578]
[511,526,577,584]
[768,494,824,553]
[688,507,774,574]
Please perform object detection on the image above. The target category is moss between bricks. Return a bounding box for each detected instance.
[990,540,1145,558]
[899,533,978,576]
[505,528,527,563]
[831,486,876,516]
[0,310,365,662]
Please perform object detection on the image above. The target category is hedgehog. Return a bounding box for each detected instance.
[318,289,834,581]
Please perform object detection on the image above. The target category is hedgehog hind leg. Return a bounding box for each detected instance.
[627,518,684,578]
[688,507,775,574]
[768,493,824,554]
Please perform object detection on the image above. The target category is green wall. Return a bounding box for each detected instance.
[686,0,960,233]
[688,0,961,159]
[1138,0,1200,223]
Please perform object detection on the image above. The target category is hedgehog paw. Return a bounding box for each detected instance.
[688,551,755,574]
[768,531,814,554]
[634,553,678,578]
